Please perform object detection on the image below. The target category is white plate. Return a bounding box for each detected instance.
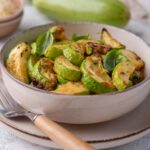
[1,20,150,149]
[0,91,150,149]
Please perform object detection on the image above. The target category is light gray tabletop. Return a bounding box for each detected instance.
[0,2,150,150]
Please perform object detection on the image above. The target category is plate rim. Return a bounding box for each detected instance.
[0,117,150,149]
[0,118,150,143]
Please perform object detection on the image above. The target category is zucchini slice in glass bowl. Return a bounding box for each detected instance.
[81,55,116,94]
[54,56,81,81]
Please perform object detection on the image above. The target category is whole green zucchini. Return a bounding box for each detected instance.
[33,0,130,28]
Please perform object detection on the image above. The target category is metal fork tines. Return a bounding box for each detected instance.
[0,79,96,150]
[0,79,37,120]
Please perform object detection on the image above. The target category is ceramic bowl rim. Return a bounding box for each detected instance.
[0,11,23,26]
[0,22,150,97]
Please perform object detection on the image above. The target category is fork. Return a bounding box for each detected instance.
[0,79,95,150]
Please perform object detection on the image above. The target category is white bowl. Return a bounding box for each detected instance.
[0,0,24,23]
[1,23,150,124]
[0,11,23,38]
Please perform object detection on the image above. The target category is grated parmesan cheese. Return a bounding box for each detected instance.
[0,0,18,19]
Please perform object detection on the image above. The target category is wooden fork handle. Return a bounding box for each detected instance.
[34,115,96,150]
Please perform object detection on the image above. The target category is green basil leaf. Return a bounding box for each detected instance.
[72,33,90,41]
[104,49,126,72]
[36,31,54,56]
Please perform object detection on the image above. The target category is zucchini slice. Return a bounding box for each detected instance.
[85,40,112,55]
[57,75,69,84]
[53,82,89,95]
[54,56,81,81]
[73,40,112,56]
[31,58,57,90]
[122,50,144,70]
[31,42,37,55]
[63,45,84,66]
[44,41,71,60]
[112,61,137,91]
[104,49,144,72]
[44,45,63,60]
[49,25,67,42]
[6,42,31,83]
[130,71,144,85]
[103,49,127,72]
[27,55,40,77]
[81,56,116,94]
[101,28,125,49]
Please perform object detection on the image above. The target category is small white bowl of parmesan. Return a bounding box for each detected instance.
[0,0,24,23]
[0,0,24,38]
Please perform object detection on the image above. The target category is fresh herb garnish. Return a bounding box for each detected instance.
[35,31,54,56]
[72,33,90,41]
